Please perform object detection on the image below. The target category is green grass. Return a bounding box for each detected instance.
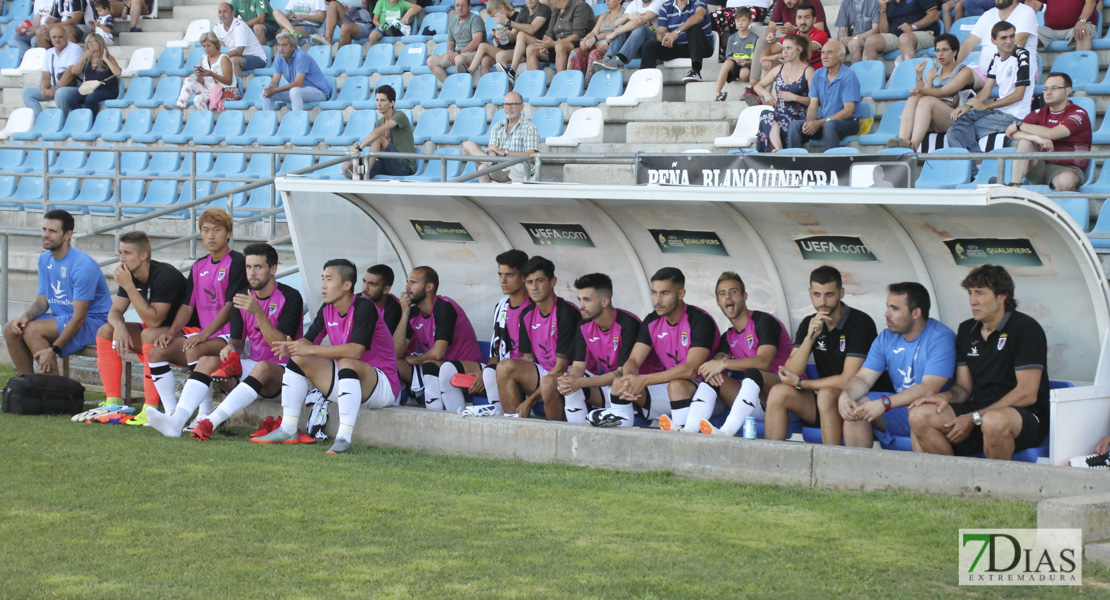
[1,364,1108,599]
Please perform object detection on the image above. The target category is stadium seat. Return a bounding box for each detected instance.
[0,47,21,70]
[101,109,153,143]
[531,70,583,106]
[104,76,153,108]
[1087,198,1110,247]
[606,68,662,106]
[856,100,905,146]
[396,73,438,109]
[1080,160,1110,194]
[777,148,809,154]
[133,76,183,108]
[45,177,81,212]
[0,0,31,23]
[166,47,206,77]
[141,149,183,177]
[424,0,452,12]
[353,75,403,109]
[131,110,183,143]
[871,58,932,101]
[167,19,211,48]
[205,151,248,178]
[410,42,446,75]
[473,109,505,146]
[568,70,622,106]
[325,109,377,146]
[547,107,604,147]
[301,75,337,110]
[277,153,315,175]
[381,42,428,74]
[1046,195,1092,232]
[50,149,87,173]
[430,106,487,144]
[351,43,395,76]
[138,47,184,77]
[824,147,859,153]
[950,16,980,47]
[119,47,156,77]
[306,44,332,72]
[41,108,92,141]
[76,148,115,175]
[955,147,1016,188]
[192,110,245,145]
[424,72,473,108]
[74,179,113,213]
[12,109,64,141]
[712,105,770,149]
[127,179,179,214]
[256,110,311,145]
[118,149,150,175]
[225,76,267,109]
[530,107,564,141]
[71,108,122,142]
[404,147,463,181]
[0,107,34,140]
[322,43,362,76]
[9,176,44,204]
[512,69,548,104]
[915,149,971,189]
[849,60,885,98]
[459,72,510,108]
[163,110,215,144]
[211,180,248,208]
[225,111,278,145]
[1035,52,1096,94]
[402,11,448,42]
[1,47,44,77]
[0,148,28,173]
[318,75,370,109]
[291,109,344,146]
[410,108,450,145]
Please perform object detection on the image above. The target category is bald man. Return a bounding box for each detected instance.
[460,92,539,183]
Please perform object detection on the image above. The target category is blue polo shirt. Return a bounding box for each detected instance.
[657,0,712,45]
[274,47,331,97]
[810,66,864,120]
[884,0,940,35]
[862,318,956,394]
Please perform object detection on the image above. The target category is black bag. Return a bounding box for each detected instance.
[1,374,86,415]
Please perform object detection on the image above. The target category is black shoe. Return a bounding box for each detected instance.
[130,26,142,32]
[1070,452,1110,468]
[682,69,702,83]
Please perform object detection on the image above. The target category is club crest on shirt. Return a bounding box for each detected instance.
[681,331,689,347]
[217,268,226,282]
[997,333,1007,351]
[613,336,619,351]
[839,335,846,352]
[746,333,754,349]
[268,302,278,316]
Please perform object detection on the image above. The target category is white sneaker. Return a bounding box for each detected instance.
[459,404,502,417]
[1070,453,1110,468]
[399,23,412,36]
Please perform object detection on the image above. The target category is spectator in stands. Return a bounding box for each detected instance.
[108,0,148,33]
[39,0,90,45]
[174,32,235,110]
[1007,72,1091,190]
[712,8,757,100]
[314,0,371,49]
[909,266,1049,460]
[427,0,485,82]
[461,92,539,183]
[788,40,862,150]
[941,0,994,33]
[867,0,940,64]
[69,32,120,113]
[466,0,519,77]
[90,0,115,46]
[13,0,54,53]
[23,25,82,118]
[262,31,332,111]
[590,0,661,71]
[524,0,595,73]
[752,0,827,80]
[271,0,327,42]
[494,0,551,83]
[710,1,772,63]
[947,21,1032,174]
[639,0,712,83]
[369,0,422,38]
[957,0,1038,89]
[345,85,416,179]
[568,0,624,83]
[758,3,827,73]
[233,0,280,45]
[214,2,268,78]
[887,33,973,149]
[4,210,112,377]
[835,0,881,63]
[1028,0,1095,52]
[754,33,813,152]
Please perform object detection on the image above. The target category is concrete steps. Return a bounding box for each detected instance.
[626,120,732,144]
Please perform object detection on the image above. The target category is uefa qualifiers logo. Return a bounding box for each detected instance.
[959,529,1082,586]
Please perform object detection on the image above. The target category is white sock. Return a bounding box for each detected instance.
[563,388,588,423]
[670,399,691,429]
[720,378,762,436]
[438,362,467,413]
[422,365,443,410]
[166,375,210,431]
[482,366,503,415]
[336,368,363,441]
[149,362,177,414]
[609,399,635,427]
[685,382,719,432]
[207,378,261,430]
[280,366,309,435]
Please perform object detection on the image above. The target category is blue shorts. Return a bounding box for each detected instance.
[242,54,267,71]
[873,406,911,445]
[34,312,106,358]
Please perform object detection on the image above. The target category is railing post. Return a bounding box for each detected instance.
[1,233,8,325]
[41,147,49,212]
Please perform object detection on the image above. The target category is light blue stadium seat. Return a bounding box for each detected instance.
[857,100,905,146]
[241,186,280,212]
[40,108,92,141]
[306,44,332,71]
[401,11,446,42]
[459,72,509,108]
[0,175,20,209]
[512,69,547,103]
[118,149,150,175]
[424,72,473,108]
[50,149,87,173]
[1043,195,1091,232]
[395,73,437,109]
[75,149,113,175]
[1080,160,1110,194]
[404,148,462,181]
[211,180,249,208]
[277,153,315,175]
[323,43,361,76]
[430,106,487,144]
[424,0,452,13]
[1035,51,1096,94]
[569,70,622,106]
[473,109,506,146]
[101,109,153,143]
[193,110,245,145]
[777,148,809,154]
[133,76,183,108]
[0,47,19,70]
[412,107,450,144]
[530,107,564,141]
[72,108,122,142]
[0,148,29,173]
[102,76,153,108]
[382,42,428,74]
[823,147,859,153]
[243,152,277,178]
[75,179,114,213]
[0,0,31,23]
[410,42,445,75]
[871,58,932,101]
[352,75,403,109]
[301,75,337,109]
[131,110,183,143]
[169,151,215,178]
[126,179,178,214]
[531,70,583,106]
[292,109,344,145]
[351,43,395,75]
[1088,198,1110,247]
[13,109,64,141]
[950,16,980,47]
[915,147,971,188]
[140,149,182,177]
[204,151,247,178]
[137,47,184,77]
[224,76,268,109]
[318,75,370,109]
[955,147,1016,188]
[45,178,81,213]
[163,109,215,144]
[257,110,310,145]
[326,109,377,145]
[10,176,44,203]
[849,60,885,98]
[166,47,205,76]
[225,111,278,145]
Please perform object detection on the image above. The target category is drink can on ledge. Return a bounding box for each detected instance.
[743,417,756,439]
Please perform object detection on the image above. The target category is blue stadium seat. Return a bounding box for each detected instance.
[569,70,622,106]
[1035,51,1096,94]
[9,176,44,204]
[0,148,28,173]
[404,147,463,181]
[323,109,375,146]
[140,149,183,176]
[277,153,315,175]
[101,109,153,143]
[72,108,122,142]
[950,16,980,47]
[530,107,564,141]
[430,106,487,144]
[241,186,281,212]
[955,147,1016,188]
[12,109,64,141]
[1087,199,1110,248]
[396,73,438,109]
[126,179,178,214]
[531,70,583,106]
[1071,96,1096,129]
[168,151,215,178]
[424,72,473,108]
[226,77,268,110]
[513,69,547,103]
[915,147,971,188]
[318,75,370,109]
[382,42,428,74]
[0,47,19,70]
[137,47,184,77]
[226,111,278,145]
[103,77,154,108]
[77,148,114,175]
[823,147,859,153]
[0,0,31,23]
[74,179,114,213]
[352,75,403,108]
[1045,195,1092,232]
[212,180,249,208]
[412,108,450,144]
[1086,66,1110,96]
[133,76,183,108]
[118,149,150,175]
[323,43,360,76]
[301,75,337,109]
[1080,160,1110,194]
[131,110,183,143]
[306,44,332,71]
[0,176,20,210]
[473,109,506,145]
[257,110,310,145]
[50,149,87,173]
[424,0,452,12]
[291,109,344,145]
[402,11,447,42]
[205,151,248,177]
[163,109,215,144]
[45,178,81,213]
[849,60,885,98]
[871,58,932,101]
[857,100,905,146]
[351,43,395,75]
[41,108,92,141]
[166,47,205,76]
[193,110,245,145]
[458,72,510,108]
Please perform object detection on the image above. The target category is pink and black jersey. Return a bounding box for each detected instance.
[185,250,246,335]
[637,304,720,370]
[405,295,483,363]
[575,308,663,375]
[306,295,400,395]
[718,310,793,373]
[229,282,304,364]
[491,295,533,361]
[518,296,580,370]
[380,293,403,336]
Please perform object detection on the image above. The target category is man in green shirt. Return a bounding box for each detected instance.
[233,0,280,45]
[346,85,416,179]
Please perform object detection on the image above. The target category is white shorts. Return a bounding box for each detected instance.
[326,361,396,409]
[643,383,671,420]
[231,358,282,399]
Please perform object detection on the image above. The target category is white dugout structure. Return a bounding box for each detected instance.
[277,179,1110,465]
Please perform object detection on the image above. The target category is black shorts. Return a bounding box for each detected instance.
[723,60,750,83]
[950,403,1045,457]
[798,388,820,426]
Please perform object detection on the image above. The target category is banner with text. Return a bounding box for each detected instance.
[635,153,916,188]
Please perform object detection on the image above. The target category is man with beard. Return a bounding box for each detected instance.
[362,264,403,337]
[957,0,1038,88]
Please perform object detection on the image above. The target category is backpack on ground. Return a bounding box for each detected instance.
[1,374,86,415]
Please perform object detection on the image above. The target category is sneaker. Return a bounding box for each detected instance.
[699,419,724,435]
[682,70,702,83]
[250,416,277,437]
[298,430,317,444]
[399,23,412,36]
[587,408,626,428]
[326,438,352,454]
[309,33,328,46]
[1070,452,1110,468]
[129,26,142,32]
[211,351,242,381]
[190,418,214,441]
[459,404,501,417]
[496,63,516,87]
[592,56,622,72]
[251,427,301,444]
[126,404,152,426]
[658,414,681,432]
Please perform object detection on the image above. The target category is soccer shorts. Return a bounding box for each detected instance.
[325,361,396,409]
[34,312,105,358]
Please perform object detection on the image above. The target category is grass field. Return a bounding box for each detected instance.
[2,365,1109,599]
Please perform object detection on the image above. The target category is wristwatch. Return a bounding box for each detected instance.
[50,344,62,356]
[795,376,805,391]
[972,411,983,426]
[881,396,892,412]
[911,23,918,31]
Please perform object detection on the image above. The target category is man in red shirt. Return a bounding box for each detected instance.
[753,0,827,79]
[758,2,828,73]
[1006,71,1091,191]
[1029,0,1096,52]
